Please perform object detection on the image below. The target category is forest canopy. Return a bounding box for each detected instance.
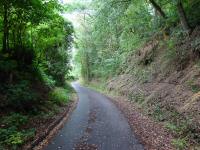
[74,0,200,81]
[0,0,74,86]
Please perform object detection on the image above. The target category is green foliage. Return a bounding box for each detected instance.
[6,80,38,110]
[165,122,187,135]
[165,122,179,132]
[186,79,200,93]
[0,0,74,149]
[64,2,87,12]
[74,0,200,82]
[46,47,72,86]
[0,127,35,149]
[0,59,17,72]
[0,0,74,85]
[0,113,35,149]
[49,87,70,105]
[165,39,177,60]
[172,138,188,150]
[33,17,73,86]
[152,105,165,121]
[36,63,56,88]
[63,82,75,92]
[128,93,145,104]
[5,131,23,146]
[2,113,28,128]
[0,0,74,109]
[0,127,23,148]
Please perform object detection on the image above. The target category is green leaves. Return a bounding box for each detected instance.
[64,2,87,12]
[74,0,200,81]
[49,87,70,105]
[0,1,74,149]
[7,80,39,110]
[0,113,35,149]
[2,113,28,128]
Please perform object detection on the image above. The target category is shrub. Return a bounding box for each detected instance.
[46,47,71,86]
[49,87,70,105]
[0,59,18,83]
[0,127,23,148]
[165,122,179,133]
[128,93,145,104]
[172,138,187,150]
[11,47,35,67]
[35,63,56,88]
[2,113,28,128]
[63,82,74,92]
[0,127,35,149]
[165,39,177,61]
[152,105,165,121]
[7,80,39,110]
[0,59,17,72]
[5,131,24,146]
[186,79,200,93]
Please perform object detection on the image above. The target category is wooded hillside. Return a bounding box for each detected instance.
[0,1,74,149]
[75,0,200,80]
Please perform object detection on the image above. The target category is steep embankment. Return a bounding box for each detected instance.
[107,27,200,149]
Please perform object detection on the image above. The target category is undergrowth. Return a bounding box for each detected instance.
[125,92,197,149]
[0,82,73,149]
[0,113,35,149]
[49,87,71,106]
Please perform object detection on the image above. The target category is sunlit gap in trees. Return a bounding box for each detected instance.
[62,0,92,78]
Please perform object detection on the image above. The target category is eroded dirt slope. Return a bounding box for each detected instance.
[107,26,200,148]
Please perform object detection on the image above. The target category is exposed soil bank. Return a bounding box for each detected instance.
[103,26,200,149]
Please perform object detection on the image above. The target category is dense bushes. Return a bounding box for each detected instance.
[0,127,34,149]
[49,87,70,106]
[46,47,71,86]
[6,81,38,110]
[0,0,74,149]
[0,113,35,149]
[0,0,74,109]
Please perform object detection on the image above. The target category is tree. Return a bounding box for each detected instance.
[176,0,191,32]
[1,0,10,52]
[74,0,200,81]
[149,0,167,18]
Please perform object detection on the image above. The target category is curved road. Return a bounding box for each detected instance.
[45,82,144,150]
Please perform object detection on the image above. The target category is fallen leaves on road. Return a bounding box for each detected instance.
[109,96,176,150]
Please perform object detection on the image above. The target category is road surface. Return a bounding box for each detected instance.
[45,82,144,150]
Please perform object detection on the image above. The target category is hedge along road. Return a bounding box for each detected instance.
[45,82,144,150]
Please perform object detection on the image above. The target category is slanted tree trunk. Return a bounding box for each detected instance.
[149,0,169,39]
[176,0,191,32]
[149,0,166,19]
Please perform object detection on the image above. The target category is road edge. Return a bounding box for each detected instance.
[23,94,78,150]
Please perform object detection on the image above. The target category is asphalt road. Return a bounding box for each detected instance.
[45,82,144,150]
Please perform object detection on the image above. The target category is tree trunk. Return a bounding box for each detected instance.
[149,0,166,19]
[3,4,9,52]
[12,30,16,48]
[176,1,191,32]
